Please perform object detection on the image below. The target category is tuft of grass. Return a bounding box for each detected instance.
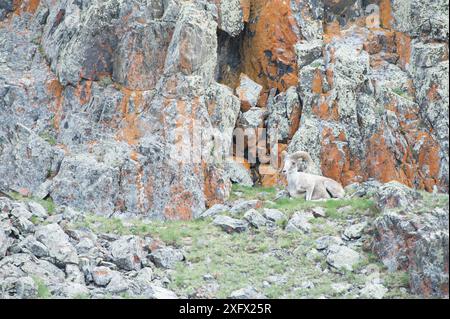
[418,191,449,213]
[9,192,56,215]
[73,214,128,236]
[392,88,406,96]
[310,61,323,68]
[38,198,56,215]
[169,229,299,298]
[98,75,114,88]
[230,184,278,201]
[267,196,377,220]
[70,214,212,247]
[391,88,414,101]
[39,131,57,146]
[142,219,211,246]
[32,276,51,299]
[384,271,410,289]
[30,215,42,225]
[166,222,371,299]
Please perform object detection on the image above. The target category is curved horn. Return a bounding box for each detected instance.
[288,151,314,166]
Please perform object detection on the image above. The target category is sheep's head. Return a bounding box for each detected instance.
[281,151,313,175]
[281,151,297,176]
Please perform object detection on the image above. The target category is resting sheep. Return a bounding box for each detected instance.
[281,151,345,200]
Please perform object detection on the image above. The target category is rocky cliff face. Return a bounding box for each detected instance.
[0,0,448,220]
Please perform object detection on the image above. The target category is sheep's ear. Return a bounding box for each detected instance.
[281,151,288,161]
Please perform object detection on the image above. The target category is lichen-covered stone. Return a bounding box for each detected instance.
[372,206,449,298]
[235,74,263,111]
[35,223,78,266]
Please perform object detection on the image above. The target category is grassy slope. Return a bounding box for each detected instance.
[66,185,416,299]
[11,185,448,298]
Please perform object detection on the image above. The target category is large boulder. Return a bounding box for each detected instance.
[0,253,66,298]
[212,215,248,233]
[372,206,449,298]
[326,245,361,272]
[374,181,423,212]
[50,154,121,217]
[109,235,145,271]
[224,159,253,187]
[0,124,64,195]
[235,74,263,111]
[35,224,78,266]
[149,247,184,269]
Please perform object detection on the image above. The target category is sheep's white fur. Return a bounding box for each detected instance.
[281,151,345,200]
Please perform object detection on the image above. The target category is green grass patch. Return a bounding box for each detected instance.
[165,222,378,299]
[98,75,114,88]
[310,61,323,68]
[32,276,51,299]
[419,191,449,212]
[267,196,377,220]
[66,206,418,299]
[71,214,213,247]
[230,184,278,201]
[39,131,57,146]
[384,271,410,289]
[9,192,56,215]
[391,88,414,101]
[169,227,305,298]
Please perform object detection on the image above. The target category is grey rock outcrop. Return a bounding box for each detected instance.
[212,215,248,233]
[372,206,449,298]
[109,236,145,271]
[150,247,184,269]
[35,223,78,266]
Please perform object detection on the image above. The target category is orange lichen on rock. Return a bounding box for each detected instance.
[240,0,251,22]
[46,79,64,130]
[395,32,411,70]
[312,98,340,121]
[324,21,341,43]
[366,131,411,186]
[379,0,392,29]
[231,156,251,170]
[13,0,40,15]
[164,184,194,221]
[241,0,299,93]
[427,83,441,101]
[116,89,143,146]
[75,81,92,105]
[364,29,396,55]
[260,173,277,187]
[311,69,323,94]
[203,162,231,208]
[288,104,301,139]
[258,143,287,187]
[416,132,441,191]
[319,128,361,186]
[259,164,285,187]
